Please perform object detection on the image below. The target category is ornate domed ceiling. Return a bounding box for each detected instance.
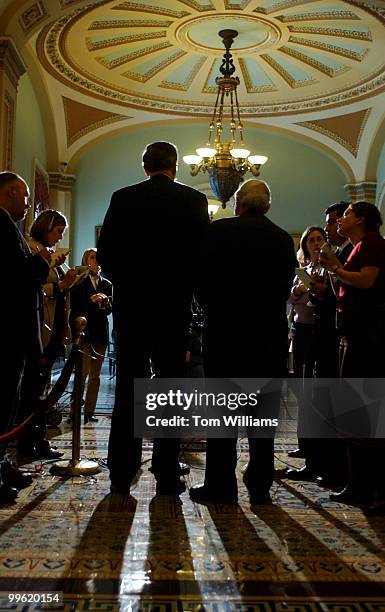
[36,0,385,116]
[2,0,385,180]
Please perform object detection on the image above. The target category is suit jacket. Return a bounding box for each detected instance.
[97,174,209,327]
[202,210,296,324]
[70,275,112,345]
[0,207,49,357]
[200,210,297,375]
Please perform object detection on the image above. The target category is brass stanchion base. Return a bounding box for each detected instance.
[50,459,101,476]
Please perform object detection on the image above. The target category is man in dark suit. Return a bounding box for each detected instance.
[190,179,297,505]
[97,141,209,495]
[0,172,50,503]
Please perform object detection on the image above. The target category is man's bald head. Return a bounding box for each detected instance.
[0,171,30,221]
[234,179,271,216]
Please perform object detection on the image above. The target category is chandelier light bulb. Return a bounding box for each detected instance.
[183,154,203,165]
[248,155,268,165]
[230,148,250,159]
[196,147,217,158]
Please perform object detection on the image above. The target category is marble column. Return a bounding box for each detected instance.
[48,171,76,250]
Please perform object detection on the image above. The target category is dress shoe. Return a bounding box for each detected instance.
[0,484,18,504]
[189,484,238,504]
[149,462,190,476]
[35,441,64,460]
[287,448,306,458]
[156,479,186,496]
[1,461,33,490]
[329,486,372,506]
[84,414,99,424]
[284,466,316,481]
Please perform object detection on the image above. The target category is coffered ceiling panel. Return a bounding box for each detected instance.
[34,0,385,116]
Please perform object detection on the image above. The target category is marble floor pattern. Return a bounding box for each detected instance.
[1,372,385,611]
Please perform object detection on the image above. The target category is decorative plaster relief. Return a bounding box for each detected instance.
[89,19,173,30]
[276,10,359,22]
[279,46,349,77]
[0,38,26,88]
[112,2,189,19]
[288,25,372,41]
[19,0,48,34]
[86,31,167,52]
[63,97,128,146]
[298,108,371,157]
[123,50,186,83]
[288,36,368,61]
[261,53,316,88]
[3,92,14,170]
[96,42,172,69]
[160,56,205,90]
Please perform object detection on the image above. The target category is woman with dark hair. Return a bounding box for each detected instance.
[321,201,385,507]
[18,210,76,458]
[69,248,112,424]
[28,210,76,361]
[286,226,328,477]
[288,226,327,379]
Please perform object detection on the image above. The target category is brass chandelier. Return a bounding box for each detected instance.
[183,29,268,208]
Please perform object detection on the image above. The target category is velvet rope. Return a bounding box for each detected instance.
[0,346,77,444]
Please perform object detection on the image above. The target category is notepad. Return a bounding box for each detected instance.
[67,267,90,289]
[295,267,313,290]
[49,248,71,268]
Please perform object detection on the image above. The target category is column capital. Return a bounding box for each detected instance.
[48,172,76,191]
[0,38,26,88]
[344,181,377,204]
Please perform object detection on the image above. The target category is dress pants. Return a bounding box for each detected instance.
[82,341,106,414]
[107,312,188,489]
[1,349,25,464]
[201,324,287,499]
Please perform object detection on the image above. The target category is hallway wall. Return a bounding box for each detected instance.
[71,124,347,264]
[14,73,47,188]
[377,141,385,214]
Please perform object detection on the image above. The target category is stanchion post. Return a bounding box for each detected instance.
[72,316,85,464]
[50,316,101,476]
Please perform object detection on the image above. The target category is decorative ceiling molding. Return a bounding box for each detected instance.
[276,9,360,22]
[62,97,128,146]
[297,108,371,157]
[123,49,186,83]
[287,24,372,40]
[35,0,385,117]
[279,45,349,77]
[287,36,368,61]
[261,53,316,87]
[86,31,167,51]
[19,0,48,34]
[88,18,173,30]
[111,2,189,19]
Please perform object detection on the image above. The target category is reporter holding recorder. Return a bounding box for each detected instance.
[320,201,385,508]
[18,210,76,459]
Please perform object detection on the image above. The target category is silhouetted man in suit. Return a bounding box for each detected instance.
[97,141,209,495]
[0,172,50,503]
[190,179,296,505]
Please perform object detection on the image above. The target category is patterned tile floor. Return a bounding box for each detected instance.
[1,371,385,611]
